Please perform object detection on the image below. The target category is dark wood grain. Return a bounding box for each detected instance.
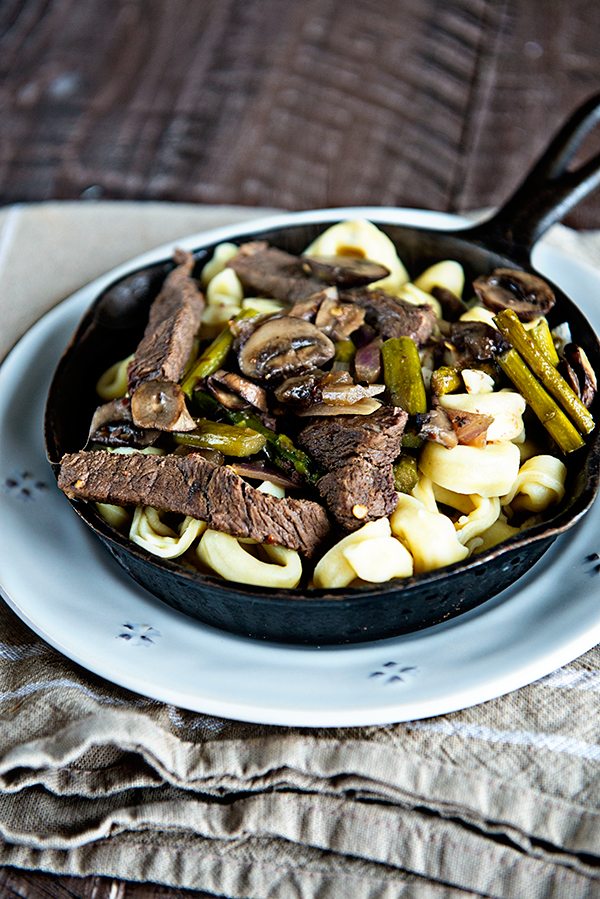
[1,1,600,896]
[1,0,599,225]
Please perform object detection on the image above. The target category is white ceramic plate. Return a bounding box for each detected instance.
[1,208,600,727]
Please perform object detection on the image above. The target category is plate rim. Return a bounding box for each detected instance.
[1,205,599,726]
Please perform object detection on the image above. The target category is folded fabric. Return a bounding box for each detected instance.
[0,203,599,898]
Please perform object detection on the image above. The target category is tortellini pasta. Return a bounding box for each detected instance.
[198,529,302,589]
[438,390,526,443]
[304,219,409,294]
[390,493,469,573]
[501,455,567,513]
[95,354,134,400]
[313,518,413,589]
[200,242,239,286]
[431,485,502,548]
[201,266,244,330]
[419,441,521,497]
[414,260,465,298]
[459,305,497,328]
[130,507,206,559]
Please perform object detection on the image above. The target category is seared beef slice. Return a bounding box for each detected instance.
[299,408,407,530]
[347,288,436,345]
[299,407,408,468]
[128,250,204,431]
[228,242,323,302]
[58,451,329,557]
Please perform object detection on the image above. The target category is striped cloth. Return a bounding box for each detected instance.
[0,204,599,898]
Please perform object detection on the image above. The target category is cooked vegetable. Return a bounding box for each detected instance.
[393,455,419,493]
[431,366,462,396]
[238,315,336,381]
[474,268,555,321]
[494,309,594,436]
[381,336,427,414]
[530,318,559,365]
[497,349,585,454]
[228,411,321,484]
[181,308,258,397]
[173,419,267,456]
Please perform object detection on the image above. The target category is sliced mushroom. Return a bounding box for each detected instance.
[87,398,160,448]
[238,315,335,381]
[288,287,335,321]
[207,369,269,412]
[473,268,555,321]
[314,295,366,340]
[562,344,597,407]
[301,255,390,287]
[274,370,325,406]
[130,380,196,431]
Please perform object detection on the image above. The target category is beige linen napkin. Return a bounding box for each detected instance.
[0,202,599,898]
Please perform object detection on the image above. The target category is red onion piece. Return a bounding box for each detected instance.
[354,339,382,383]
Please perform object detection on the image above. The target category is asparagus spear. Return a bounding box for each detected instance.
[181,309,258,398]
[495,309,594,435]
[431,365,462,396]
[173,420,266,456]
[393,455,419,493]
[498,348,584,454]
[529,318,559,365]
[381,337,427,414]
[228,411,321,484]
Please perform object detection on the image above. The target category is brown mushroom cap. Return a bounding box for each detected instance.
[473,268,555,321]
[130,380,196,431]
[207,369,269,412]
[301,255,390,287]
[238,316,335,381]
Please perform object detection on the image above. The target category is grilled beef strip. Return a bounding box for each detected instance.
[343,288,437,345]
[228,242,324,301]
[317,458,398,532]
[58,450,329,558]
[128,249,204,432]
[298,407,408,468]
[298,407,408,530]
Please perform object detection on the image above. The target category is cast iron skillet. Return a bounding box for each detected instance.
[45,94,600,645]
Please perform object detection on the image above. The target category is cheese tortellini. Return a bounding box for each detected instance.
[130,507,206,559]
[304,219,409,294]
[313,518,413,589]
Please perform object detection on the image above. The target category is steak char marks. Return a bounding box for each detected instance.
[228,242,324,302]
[58,450,329,558]
[298,407,408,531]
[344,288,436,345]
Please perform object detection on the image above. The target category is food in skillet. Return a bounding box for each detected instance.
[57,221,597,590]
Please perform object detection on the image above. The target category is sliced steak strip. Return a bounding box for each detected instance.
[128,250,204,432]
[228,242,323,302]
[317,458,398,531]
[298,407,408,468]
[298,407,408,530]
[345,288,436,345]
[58,450,329,557]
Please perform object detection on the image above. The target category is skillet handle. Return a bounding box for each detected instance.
[467,92,600,262]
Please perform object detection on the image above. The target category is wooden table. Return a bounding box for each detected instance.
[1,0,599,896]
